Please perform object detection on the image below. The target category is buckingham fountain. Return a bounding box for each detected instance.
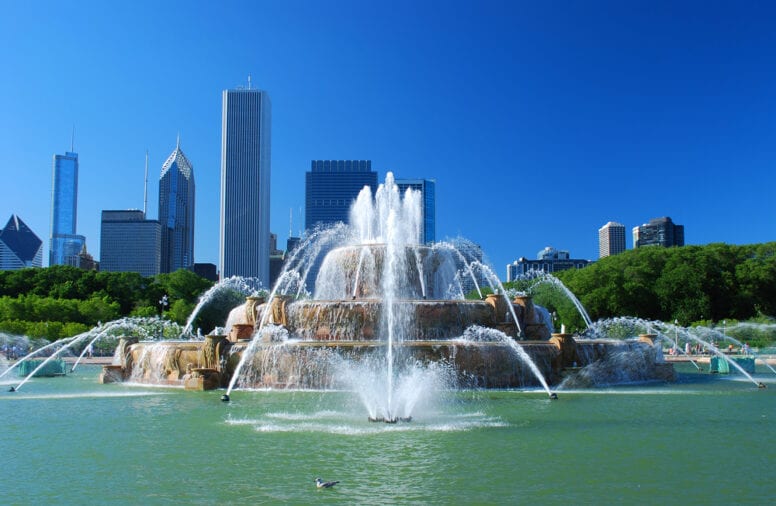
[97,173,675,420]
[5,176,773,505]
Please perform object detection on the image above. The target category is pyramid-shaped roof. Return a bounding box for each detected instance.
[0,215,43,262]
[161,141,193,180]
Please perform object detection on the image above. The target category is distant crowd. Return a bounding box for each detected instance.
[669,342,752,356]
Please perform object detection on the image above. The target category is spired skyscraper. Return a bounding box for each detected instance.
[50,150,86,266]
[159,139,195,273]
[220,87,271,284]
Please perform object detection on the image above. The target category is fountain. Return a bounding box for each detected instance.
[100,172,682,421]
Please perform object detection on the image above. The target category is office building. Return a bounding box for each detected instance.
[66,244,98,271]
[305,160,377,229]
[220,87,272,285]
[598,221,626,258]
[633,217,684,248]
[304,160,376,293]
[268,232,286,288]
[50,150,86,266]
[159,140,195,273]
[286,236,301,255]
[193,263,218,282]
[396,178,436,244]
[0,215,43,269]
[506,247,591,281]
[100,210,161,277]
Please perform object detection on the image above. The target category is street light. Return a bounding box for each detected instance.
[159,295,169,314]
[674,319,679,354]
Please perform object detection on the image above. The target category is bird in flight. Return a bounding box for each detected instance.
[315,478,340,489]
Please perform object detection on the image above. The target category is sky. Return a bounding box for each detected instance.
[1,0,775,279]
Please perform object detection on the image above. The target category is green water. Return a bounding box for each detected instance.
[1,364,774,505]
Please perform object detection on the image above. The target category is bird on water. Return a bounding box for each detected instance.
[315,478,340,489]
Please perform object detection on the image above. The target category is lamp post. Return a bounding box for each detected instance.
[159,295,169,315]
[674,319,678,354]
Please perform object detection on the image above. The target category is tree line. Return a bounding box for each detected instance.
[0,266,216,340]
[3,242,775,344]
[505,242,776,344]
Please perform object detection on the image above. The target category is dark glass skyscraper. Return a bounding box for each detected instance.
[220,88,271,284]
[632,217,685,248]
[159,141,195,273]
[305,160,377,229]
[50,151,85,266]
[396,178,436,244]
[0,215,43,269]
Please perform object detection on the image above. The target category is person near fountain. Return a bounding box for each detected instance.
[86,344,93,359]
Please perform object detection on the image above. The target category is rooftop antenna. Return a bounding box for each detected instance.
[289,208,293,237]
[70,125,75,152]
[176,132,180,149]
[247,74,252,90]
[143,150,149,217]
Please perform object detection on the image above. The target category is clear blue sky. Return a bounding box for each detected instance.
[2,0,775,279]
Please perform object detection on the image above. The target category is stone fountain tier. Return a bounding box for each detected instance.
[240,294,553,343]
[99,337,230,390]
[103,334,674,390]
[284,299,517,341]
[222,339,564,389]
[224,338,670,389]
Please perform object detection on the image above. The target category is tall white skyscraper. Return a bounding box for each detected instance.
[598,221,626,258]
[219,87,271,284]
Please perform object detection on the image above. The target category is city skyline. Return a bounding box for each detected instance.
[2,1,775,276]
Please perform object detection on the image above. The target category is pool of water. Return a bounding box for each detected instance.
[1,364,774,505]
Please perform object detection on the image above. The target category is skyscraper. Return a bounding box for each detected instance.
[305,160,377,229]
[302,160,376,294]
[396,178,436,244]
[100,210,161,277]
[633,217,685,248]
[50,150,85,266]
[0,215,43,269]
[220,87,271,284]
[598,221,626,258]
[159,140,195,273]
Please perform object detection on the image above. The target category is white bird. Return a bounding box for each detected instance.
[315,478,340,489]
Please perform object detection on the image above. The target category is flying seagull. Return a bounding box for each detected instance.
[315,478,340,489]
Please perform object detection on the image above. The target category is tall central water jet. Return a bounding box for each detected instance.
[348,173,424,421]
